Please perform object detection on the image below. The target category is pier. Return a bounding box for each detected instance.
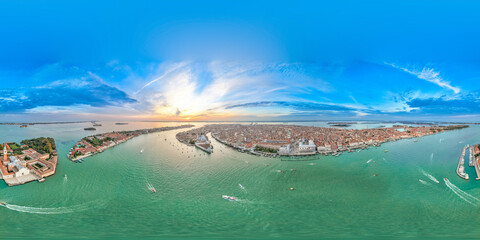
[469,146,474,167]
[456,145,469,180]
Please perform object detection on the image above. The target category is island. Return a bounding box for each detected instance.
[68,125,194,161]
[176,124,469,157]
[0,137,58,186]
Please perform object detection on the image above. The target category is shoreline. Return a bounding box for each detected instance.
[68,125,194,162]
[176,124,469,158]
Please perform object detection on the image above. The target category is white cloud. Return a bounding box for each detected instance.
[387,63,460,94]
[132,62,334,119]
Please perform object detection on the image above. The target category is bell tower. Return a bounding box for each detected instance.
[3,144,7,164]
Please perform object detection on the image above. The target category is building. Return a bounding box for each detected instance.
[298,140,316,153]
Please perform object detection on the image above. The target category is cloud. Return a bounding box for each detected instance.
[223,101,353,112]
[0,71,137,113]
[406,93,480,114]
[133,62,334,119]
[387,63,460,93]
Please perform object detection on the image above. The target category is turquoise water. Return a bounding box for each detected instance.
[1,122,480,239]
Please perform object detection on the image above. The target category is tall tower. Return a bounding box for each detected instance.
[3,144,7,164]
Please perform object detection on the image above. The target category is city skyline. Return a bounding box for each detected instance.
[1,0,480,122]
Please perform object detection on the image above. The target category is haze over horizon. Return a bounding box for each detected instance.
[1,0,480,122]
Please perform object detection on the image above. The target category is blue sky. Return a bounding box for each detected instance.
[1,0,480,122]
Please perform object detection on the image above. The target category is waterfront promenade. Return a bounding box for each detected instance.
[473,145,480,180]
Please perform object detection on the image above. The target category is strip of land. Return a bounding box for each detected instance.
[68,125,194,161]
[1,138,58,186]
[176,124,469,157]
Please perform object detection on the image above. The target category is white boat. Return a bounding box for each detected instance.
[65,174,67,179]
[222,195,237,201]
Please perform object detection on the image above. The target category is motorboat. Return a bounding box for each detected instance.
[65,174,67,179]
[151,188,156,193]
[0,202,5,206]
[222,195,237,201]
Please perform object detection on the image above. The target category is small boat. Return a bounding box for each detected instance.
[64,174,67,179]
[38,178,46,183]
[140,148,144,153]
[0,202,5,206]
[413,139,418,142]
[384,150,389,153]
[444,178,447,181]
[151,188,156,193]
[222,195,237,201]
[374,174,379,176]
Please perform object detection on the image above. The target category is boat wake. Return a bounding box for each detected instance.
[420,169,440,183]
[238,184,247,193]
[430,153,434,162]
[419,179,431,185]
[444,178,479,206]
[1,202,90,214]
[146,182,156,193]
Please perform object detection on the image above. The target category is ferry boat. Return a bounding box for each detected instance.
[222,195,237,201]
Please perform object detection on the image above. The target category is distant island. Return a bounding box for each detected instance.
[68,125,194,161]
[0,121,90,125]
[0,137,58,186]
[176,124,469,157]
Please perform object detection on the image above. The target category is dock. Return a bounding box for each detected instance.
[469,146,474,167]
[456,145,469,180]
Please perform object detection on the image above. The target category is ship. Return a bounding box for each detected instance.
[115,123,128,125]
[84,127,96,131]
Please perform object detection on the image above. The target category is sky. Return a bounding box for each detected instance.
[1,0,480,122]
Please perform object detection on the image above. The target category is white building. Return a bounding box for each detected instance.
[298,140,316,153]
[278,144,291,155]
